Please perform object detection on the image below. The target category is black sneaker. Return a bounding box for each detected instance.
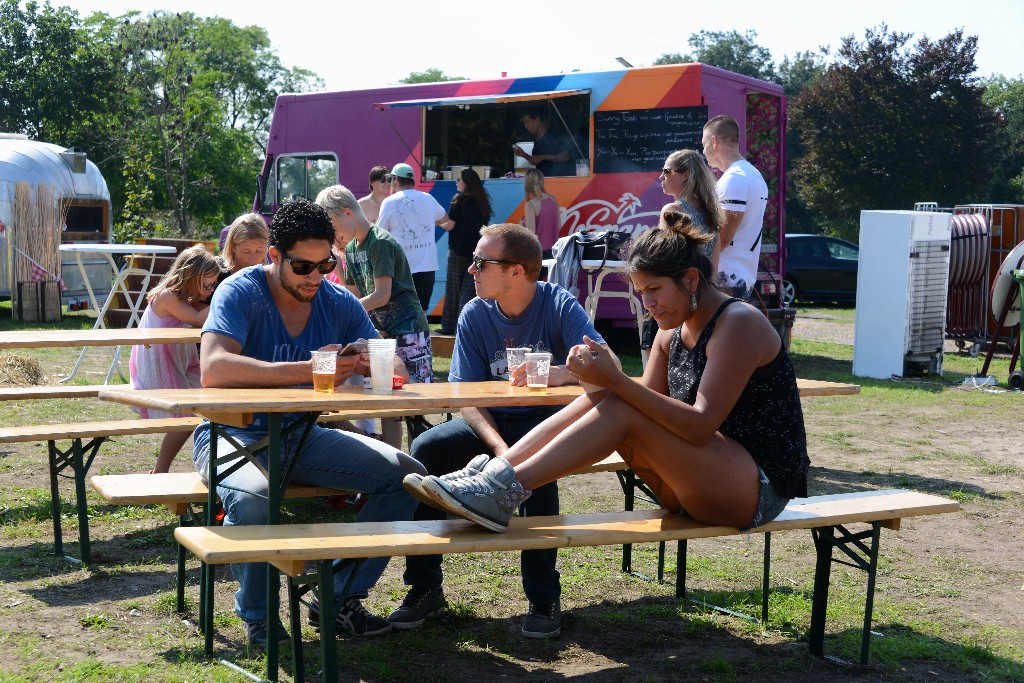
[245,618,290,647]
[521,601,561,639]
[387,586,447,629]
[308,597,393,637]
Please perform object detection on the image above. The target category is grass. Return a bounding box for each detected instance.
[0,307,1021,680]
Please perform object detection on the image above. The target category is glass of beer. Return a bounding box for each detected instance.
[524,352,552,393]
[310,350,337,393]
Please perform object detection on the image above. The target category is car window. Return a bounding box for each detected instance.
[788,239,824,258]
[827,240,859,261]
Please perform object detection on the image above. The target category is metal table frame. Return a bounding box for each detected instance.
[58,243,177,384]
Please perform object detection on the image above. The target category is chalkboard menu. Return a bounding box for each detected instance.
[593,106,709,174]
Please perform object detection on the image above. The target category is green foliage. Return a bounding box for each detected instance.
[398,68,466,84]
[0,0,118,143]
[683,29,778,82]
[983,74,1024,204]
[652,53,685,66]
[791,25,995,239]
[113,139,156,244]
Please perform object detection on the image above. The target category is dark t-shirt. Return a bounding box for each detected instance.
[447,197,488,257]
[533,129,575,177]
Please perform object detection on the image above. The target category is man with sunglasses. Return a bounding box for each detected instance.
[193,198,426,646]
[388,223,614,639]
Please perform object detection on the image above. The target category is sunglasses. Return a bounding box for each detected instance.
[471,255,518,271]
[281,252,337,276]
[201,281,217,292]
[660,168,684,176]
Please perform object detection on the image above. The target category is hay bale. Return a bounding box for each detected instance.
[0,353,43,386]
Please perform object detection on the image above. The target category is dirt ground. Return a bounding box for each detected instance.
[0,319,1022,682]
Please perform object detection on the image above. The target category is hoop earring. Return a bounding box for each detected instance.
[690,290,698,312]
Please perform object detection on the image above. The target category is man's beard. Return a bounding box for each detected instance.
[279,271,319,302]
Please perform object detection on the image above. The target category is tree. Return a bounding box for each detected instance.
[0,0,117,143]
[983,75,1024,204]
[398,68,465,84]
[81,10,322,235]
[791,25,995,240]
[778,51,828,230]
[679,29,777,82]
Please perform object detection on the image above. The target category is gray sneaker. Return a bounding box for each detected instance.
[403,454,491,510]
[420,457,531,532]
[387,586,447,629]
[522,601,562,639]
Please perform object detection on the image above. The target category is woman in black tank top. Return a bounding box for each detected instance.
[413,207,807,532]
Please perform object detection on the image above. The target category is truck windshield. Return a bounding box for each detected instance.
[262,153,338,212]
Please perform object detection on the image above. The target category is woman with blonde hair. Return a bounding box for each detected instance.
[522,168,560,257]
[220,213,269,273]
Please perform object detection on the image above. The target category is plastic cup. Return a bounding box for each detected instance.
[525,352,552,393]
[367,338,397,394]
[310,350,336,393]
[505,347,532,378]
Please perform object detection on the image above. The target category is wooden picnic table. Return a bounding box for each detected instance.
[0,327,201,350]
[98,376,857,681]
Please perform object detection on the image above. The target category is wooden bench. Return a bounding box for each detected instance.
[0,408,446,565]
[86,453,627,614]
[175,489,958,682]
[431,334,455,357]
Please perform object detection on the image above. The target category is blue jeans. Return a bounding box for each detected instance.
[406,416,561,605]
[192,420,425,623]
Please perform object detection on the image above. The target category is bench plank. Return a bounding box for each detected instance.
[90,472,347,514]
[174,489,958,570]
[0,385,104,400]
[0,327,201,349]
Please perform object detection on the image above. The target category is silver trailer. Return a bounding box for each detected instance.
[0,134,112,304]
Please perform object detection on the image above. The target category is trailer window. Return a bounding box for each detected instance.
[274,154,338,206]
[421,94,590,178]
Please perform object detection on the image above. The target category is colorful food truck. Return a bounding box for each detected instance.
[256,63,786,327]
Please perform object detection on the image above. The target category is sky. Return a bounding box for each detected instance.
[58,0,1024,92]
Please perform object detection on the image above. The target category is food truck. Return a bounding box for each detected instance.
[256,63,786,327]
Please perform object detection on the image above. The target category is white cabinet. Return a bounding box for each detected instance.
[853,211,952,379]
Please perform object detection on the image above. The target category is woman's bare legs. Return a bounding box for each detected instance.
[511,393,760,528]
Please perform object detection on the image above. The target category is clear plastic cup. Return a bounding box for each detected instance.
[367,338,397,394]
[310,350,336,393]
[524,352,552,393]
[505,347,532,378]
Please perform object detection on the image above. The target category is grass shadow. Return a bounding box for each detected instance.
[809,465,1006,502]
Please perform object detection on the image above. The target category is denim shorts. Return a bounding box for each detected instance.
[741,467,789,532]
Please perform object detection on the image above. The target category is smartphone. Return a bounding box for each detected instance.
[337,340,368,357]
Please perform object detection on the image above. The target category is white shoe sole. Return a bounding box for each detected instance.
[420,478,509,532]
[402,473,447,511]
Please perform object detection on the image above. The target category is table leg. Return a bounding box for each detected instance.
[266,414,282,682]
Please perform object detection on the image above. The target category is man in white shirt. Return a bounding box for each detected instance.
[702,115,768,300]
[376,163,451,312]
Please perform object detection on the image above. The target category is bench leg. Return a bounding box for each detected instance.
[762,532,772,623]
[176,515,187,613]
[46,437,104,564]
[809,523,883,665]
[47,442,64,559]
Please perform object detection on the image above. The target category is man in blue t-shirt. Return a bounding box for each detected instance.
[193,198,425,645]
[386,223,613,639]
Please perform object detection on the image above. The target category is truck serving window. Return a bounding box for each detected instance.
[265,153,338,210]
[378,91,590,179]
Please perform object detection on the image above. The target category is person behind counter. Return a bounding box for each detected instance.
[440,168,492,335]
[521,169,561,256]
[513,105,575,177]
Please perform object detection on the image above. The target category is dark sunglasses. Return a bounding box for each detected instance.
[472,255,518,271]
[660,168,684,176]
[282,252,337,276]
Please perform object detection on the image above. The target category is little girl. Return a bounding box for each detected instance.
[130,245,222,473]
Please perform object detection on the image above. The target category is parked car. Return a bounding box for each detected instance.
[782,234,859,306]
